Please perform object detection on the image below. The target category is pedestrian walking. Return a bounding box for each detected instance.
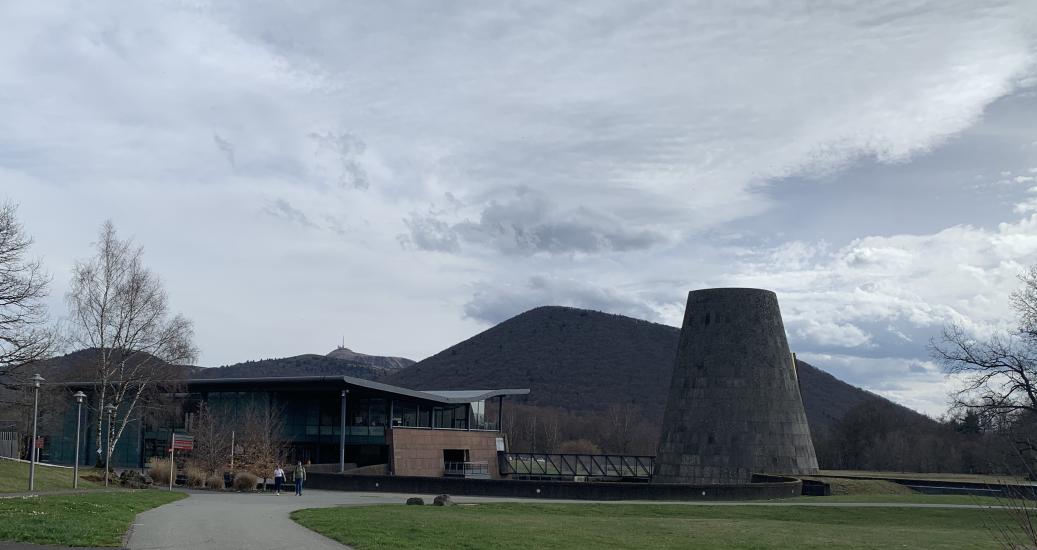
[294,461,306,496]
[273,465,285,495]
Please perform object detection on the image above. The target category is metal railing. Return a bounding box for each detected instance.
[444,461,490,479]
[501,453,654,480]
[0,430,18,459]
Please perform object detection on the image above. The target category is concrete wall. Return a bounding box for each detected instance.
[655,288,819,484]
[307,472,803,501]
[390,428,501,478]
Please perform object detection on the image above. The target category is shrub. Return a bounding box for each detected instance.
[233,471,258,491]
[556,439,602,454]
[186,466,207,488]
[119,469,150,489]
[148,457,175,484]
[205,474,225,490]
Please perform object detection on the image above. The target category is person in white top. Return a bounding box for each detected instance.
[273,465,285,495]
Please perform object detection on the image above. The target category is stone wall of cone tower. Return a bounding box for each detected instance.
[654,288,818,484]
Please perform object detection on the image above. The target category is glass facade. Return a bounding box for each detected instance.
[40,381,510,468]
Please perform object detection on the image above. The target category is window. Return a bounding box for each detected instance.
[394,401,418,427]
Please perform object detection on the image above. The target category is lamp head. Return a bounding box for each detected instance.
[30,373,44,388]
[73,391,86,403]
[104,403,117,414]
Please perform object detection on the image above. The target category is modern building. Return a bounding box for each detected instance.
[42,375,528,479]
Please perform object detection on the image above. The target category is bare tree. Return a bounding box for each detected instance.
[601,403,640,454]
[0,201,53,376]
[191,402,230,475]
[66,221,196,467]
[238,399,287,485]
[540,413,561,453]
[933,325,1037,417]
[932,265,1037,470]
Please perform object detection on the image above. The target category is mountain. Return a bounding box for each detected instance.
[326,346,415,370]
[7,348,198,383]
[384,305,928,433]
[194,354,384,380]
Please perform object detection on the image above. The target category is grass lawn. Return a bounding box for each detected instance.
[292,502,1028,550]
[820,470,1032,485]
[0,457,103,493]
[0,491,185,547]
[791,493,1017,506]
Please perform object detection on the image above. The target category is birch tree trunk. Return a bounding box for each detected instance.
[66,221,196,467]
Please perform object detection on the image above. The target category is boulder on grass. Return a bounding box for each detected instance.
[432,494,454,506]
[119,469,150,489]
[406,497,424,505]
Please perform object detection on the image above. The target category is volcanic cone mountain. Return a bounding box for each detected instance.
[385,305,926,433]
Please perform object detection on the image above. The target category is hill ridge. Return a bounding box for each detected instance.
[385,305,929,433]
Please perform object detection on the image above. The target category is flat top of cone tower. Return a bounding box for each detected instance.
[687,287,776,297]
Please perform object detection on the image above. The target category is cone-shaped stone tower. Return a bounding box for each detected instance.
[654,288,818,484]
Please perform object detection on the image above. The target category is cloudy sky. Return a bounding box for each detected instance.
[3,1,1037,416]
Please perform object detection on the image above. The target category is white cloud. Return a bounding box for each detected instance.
[464,275,658,324]
[794,320,872,348]
[1,1,1036,419]
[798,353,959,416]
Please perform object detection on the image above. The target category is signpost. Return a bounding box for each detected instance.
[169,434,194,491]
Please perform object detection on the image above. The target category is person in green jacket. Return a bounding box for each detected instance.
[293,461,306,495]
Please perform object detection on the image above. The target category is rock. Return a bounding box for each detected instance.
[432,494,454,506]
[119,469,150,489]
[406,497,424,505]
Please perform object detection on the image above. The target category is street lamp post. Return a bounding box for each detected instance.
[72,391,86,489]
[103,404,116,487]
[28,373,44,492]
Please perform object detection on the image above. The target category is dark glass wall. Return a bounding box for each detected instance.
[39,383,503,468]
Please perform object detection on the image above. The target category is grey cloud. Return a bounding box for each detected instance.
[309,131,369,190]
[404,191,667,256]
[213,133,235,168]
[400,213,460,252]
[262,199,316,228]
[463,276,660,325]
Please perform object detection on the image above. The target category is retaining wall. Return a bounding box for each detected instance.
[307,472,802,501]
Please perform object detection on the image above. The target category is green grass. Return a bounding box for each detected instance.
[801,477,916,496]
[0,457,103,493]
[292,502,1029,550]
[821,470,1030,485]
[0,491,185,547]
[791,493,1015,506]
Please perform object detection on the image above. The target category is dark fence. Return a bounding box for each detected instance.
[501,453,653,480]
[307,472,802,501]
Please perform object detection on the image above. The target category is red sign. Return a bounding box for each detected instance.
[171,434,194,451]
[34,437,43,449]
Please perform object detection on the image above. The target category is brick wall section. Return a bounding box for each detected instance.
[390,428,501,478]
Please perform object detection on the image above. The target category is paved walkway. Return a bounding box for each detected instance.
[126,490,364,550]
[123,489,1018,550]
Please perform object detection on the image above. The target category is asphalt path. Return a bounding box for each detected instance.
[124,489,1017,550]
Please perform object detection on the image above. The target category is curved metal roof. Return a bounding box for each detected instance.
[179,374,529,404]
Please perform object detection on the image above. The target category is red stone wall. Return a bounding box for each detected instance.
[390,428,501,478]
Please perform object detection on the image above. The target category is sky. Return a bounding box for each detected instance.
[2,1,1037,417]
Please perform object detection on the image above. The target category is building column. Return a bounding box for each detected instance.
[339,389,348,473]
[497,396,504,431]
[387,399,395,476]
